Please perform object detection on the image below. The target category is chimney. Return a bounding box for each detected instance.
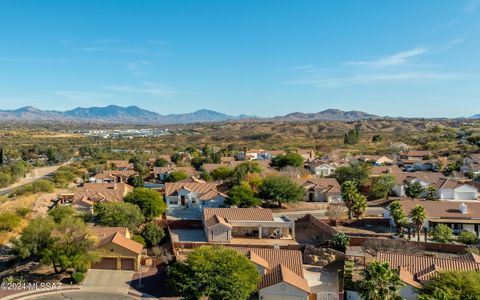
[459,203,468,214]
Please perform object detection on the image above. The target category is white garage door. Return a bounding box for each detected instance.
[455,192,475,200]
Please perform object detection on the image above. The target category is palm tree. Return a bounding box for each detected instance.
[410,204,427,242]
[359,261,404,300]
[389,201,407,234]
[341,180,358,219]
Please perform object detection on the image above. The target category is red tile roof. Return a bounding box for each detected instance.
[90,226,143,255]
[165,182,226,200]
[204,208,274,228]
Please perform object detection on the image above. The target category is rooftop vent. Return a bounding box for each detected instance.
[459,203,468,214]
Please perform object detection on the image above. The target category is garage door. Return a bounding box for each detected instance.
[456,192,475,200]
[91,257,117,270]
[121,258,135,270]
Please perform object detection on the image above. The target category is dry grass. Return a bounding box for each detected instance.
[0,194,36,214]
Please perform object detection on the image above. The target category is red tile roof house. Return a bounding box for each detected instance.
[91,169,138,183]
[164,182,228,213]
[202,208,295,242]
[89,226,144,271]
[385,200,480,236]
[233,247,311,299]
[153,164,197,181]
[293,178,342,203]
[69,182,133,213]
[390,172,478,201]
[376,251,480,299]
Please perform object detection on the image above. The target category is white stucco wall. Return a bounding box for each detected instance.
[259,282,309,300]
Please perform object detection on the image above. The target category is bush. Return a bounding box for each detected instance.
[141,222,165,247]
[458,231,479,245]
[16,207,32,217]
[0,212,21,232]
[72,272,85,284]
[430,224,453,243]
[330,232,350,252]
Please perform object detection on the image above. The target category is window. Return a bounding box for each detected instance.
[169,198,178,205]
[191,197,196,204]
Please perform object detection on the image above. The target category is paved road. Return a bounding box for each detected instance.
[25,291,138,300]
[0,163,69,196]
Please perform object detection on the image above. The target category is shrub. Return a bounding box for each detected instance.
[330,232,350,252]
[430,224,453,243]
[458,231,479,245]
[72,272,85,284]
[16,207,32,217]
[0,212,21,232]
[141,222,165,247]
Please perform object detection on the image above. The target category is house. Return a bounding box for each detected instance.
[203,208,295,242]
[92,169,137,183]
[462,153,480,175]
[90,226,143,271]
[69,182,133,212]
[390,172,445,198]
[293,178,342,202]
[435,178,478,200]
[376,251,480,299]
[390,172,478,200]
[353,155,394,166]
[400,150,432,161]
[398,159,439,172]
[234,247,311,300]
[106,160,133,170]
[164,182,227,211]
[308,160,337,177]
[238,149,285,161]
[387,200,480,236]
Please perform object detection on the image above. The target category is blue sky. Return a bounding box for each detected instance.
[0,0,479,117]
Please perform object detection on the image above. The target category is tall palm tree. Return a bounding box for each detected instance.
[341,180,358,219]
[359,261,404,300]
[410,204,428,242]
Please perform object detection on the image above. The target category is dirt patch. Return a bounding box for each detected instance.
[271,202,329,212]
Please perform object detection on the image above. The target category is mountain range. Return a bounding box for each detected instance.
[0,105,478,124]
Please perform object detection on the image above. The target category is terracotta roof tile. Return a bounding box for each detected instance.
[204,208,274,228]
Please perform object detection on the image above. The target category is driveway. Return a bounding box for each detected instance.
[83,269,134,294]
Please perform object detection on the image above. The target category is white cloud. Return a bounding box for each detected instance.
[127,60,152,76]
[345,47,429,68]
[103,82,176,98]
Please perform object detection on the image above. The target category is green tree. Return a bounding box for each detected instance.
[458,231,479,245]
[405,181,425,200]
[270,152,304,169]
[141,222,165,247]
[210,166,235,182]
[430,224,453,243]
[48,206,76,224]
[0,212,21,232]
[425,186,438,200]
[359,261,404,300]
[419,271,480,300]
[344,128,360,145]
[124,188,166,220]
[154,158,168,167]
[12,216,96,274]
[165,170,189,182]
[410,204,428,242]
[341,181,358,219]
[389,201,408,234]
[233,161,263,185]
[94,202,145,232]
[334,163,370,185]
[372,135,383,143]
[227,183,261,208]
[371,175,395,200]
[170,153,183,164]
[330,232,350,252]
[127,175,144,188]
[168,246,260,300]
[0,172,12,188]
[260,175,304,208]
[351,192,367,219]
